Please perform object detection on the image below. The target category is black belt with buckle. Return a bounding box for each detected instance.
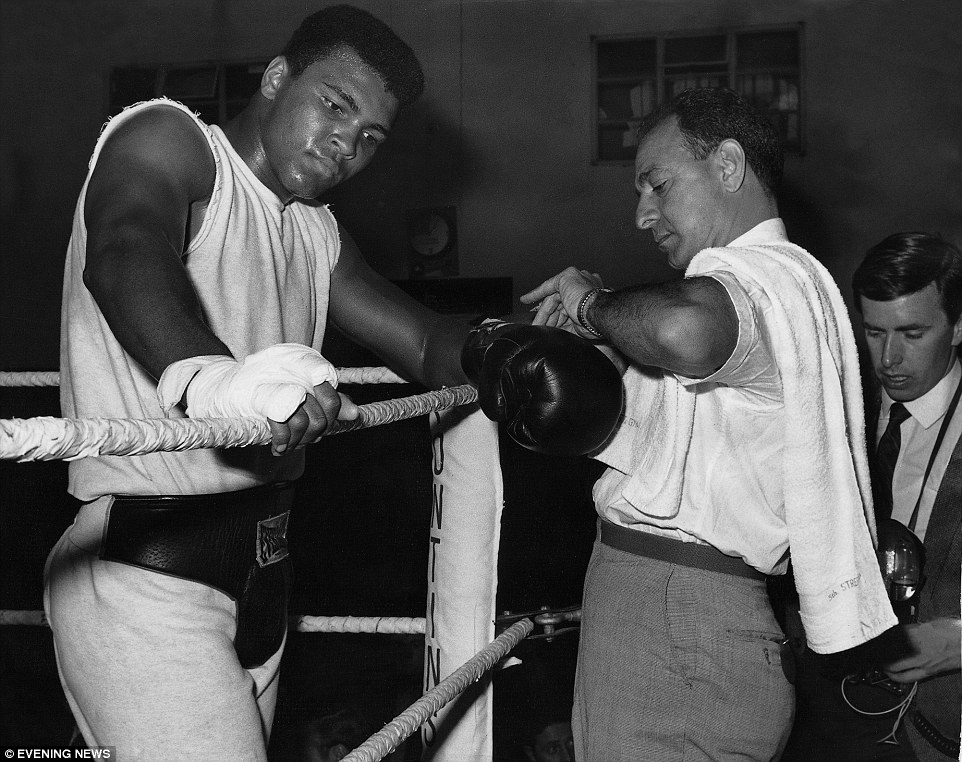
[911,709,961,759]
[599,519,766,580]
[100,481,295,669]
[599,519,797,683]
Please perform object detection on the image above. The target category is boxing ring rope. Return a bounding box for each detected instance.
[0,609,48,627]
[0,367,408,388]
[343,618,534,762]
[295,614,426,635]
[0,369,474,639]
[1,368,454,632]
[0,609,429,634]
[0,366,520,761]
[0,608,580,638]
[0,371,62,387]
[0,385,478,461]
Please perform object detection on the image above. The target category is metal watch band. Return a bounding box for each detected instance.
[577,287,613,338]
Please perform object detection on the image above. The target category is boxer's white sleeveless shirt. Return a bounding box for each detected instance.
[61,99,340,500]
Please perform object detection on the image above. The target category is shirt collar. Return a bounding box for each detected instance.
[882,357,962,429]
[726,218,788,248]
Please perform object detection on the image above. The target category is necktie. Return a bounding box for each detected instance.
[872,402,911,521]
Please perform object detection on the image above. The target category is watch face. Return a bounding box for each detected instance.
[410,212,452,257]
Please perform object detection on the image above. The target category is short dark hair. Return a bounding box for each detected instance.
[299,708,375,756]
[852,232,962,323]
[523,713,572,750]
[282,4,425,108]
[638,87,784,198]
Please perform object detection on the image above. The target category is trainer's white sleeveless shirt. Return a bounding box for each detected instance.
[61,99,340,500]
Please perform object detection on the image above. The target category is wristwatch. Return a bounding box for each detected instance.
[577,287,613,338]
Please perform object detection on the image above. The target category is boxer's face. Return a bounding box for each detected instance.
[860,282,962,402]
[633,117,729,270]
[525,721,574,762]
[256,47,399,202]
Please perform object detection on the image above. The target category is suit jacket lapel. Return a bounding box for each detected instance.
[922,432,962,596]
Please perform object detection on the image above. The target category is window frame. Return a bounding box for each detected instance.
[108,59,271,126]
[591,23,805,165]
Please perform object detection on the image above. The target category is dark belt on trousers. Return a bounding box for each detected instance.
[599,519,797,682]
[599,518,766,581]
[911,709,961,759]
[100,481,295,670]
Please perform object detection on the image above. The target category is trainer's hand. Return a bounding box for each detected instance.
[461,321,623,456]
[883,618,962,684]
[157,343,354,455]
[520,267,604,338]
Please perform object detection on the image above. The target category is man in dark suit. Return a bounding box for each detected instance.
[783,231,961,761]
[854,232,961,761]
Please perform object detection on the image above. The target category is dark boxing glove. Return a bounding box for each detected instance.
[461,321,623,456]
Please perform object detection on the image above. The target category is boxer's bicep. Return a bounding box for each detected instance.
[83,108,224,376]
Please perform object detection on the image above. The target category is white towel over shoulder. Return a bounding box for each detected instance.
[597,243,896,653]
[705,245,895,651]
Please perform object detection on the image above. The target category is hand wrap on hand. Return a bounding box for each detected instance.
[461,321,623,456]
[157,343,338,422]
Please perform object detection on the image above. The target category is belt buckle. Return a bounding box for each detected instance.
[256,511,290,568]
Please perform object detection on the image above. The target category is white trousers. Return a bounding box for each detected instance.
[43,507,284,762]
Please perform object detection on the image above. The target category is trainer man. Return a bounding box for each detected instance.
[522,87,896,761]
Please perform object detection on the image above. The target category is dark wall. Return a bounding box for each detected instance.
[0,0,960,753]
[1,0,960,370]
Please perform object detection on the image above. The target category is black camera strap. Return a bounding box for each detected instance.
[906,373,961,534]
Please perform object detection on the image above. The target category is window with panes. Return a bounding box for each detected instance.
[109,61,270,125]
[593,25,803,163]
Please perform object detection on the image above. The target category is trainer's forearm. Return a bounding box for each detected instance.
[586,277,737,377]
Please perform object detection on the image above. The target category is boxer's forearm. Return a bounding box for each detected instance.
[84,231,231,379]
[420,317,472,389]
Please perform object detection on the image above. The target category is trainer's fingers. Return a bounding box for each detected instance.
[530,293,562,326]
[546,309,572,329]
[578,270,604,288]
[541,306,560,327]
[519,273,563,305]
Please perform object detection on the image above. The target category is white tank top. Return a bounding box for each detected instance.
[60,99,340,500]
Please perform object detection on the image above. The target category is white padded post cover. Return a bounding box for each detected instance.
[422,405,503,762]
